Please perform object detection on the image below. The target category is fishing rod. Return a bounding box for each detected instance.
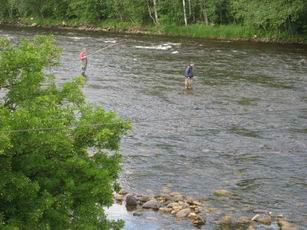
[86,43,117,58]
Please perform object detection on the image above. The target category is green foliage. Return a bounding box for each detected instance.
[0,35,130,229]
[0,0,306,39]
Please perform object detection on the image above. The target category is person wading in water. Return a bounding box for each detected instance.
[184,63,194,89]
[80,48,87,76]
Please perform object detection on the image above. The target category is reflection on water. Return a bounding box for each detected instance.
[1,26,307,229]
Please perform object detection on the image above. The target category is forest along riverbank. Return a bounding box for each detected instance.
[1,27,306,229]
[0,1,306,44]
[1,20,307,45]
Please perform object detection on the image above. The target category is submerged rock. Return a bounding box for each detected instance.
[217,215,232,225]
[213,189,232,197]
[142,199,161,210]
[277,218,297,230]
[132,210,144,216]
[126,194,138,207]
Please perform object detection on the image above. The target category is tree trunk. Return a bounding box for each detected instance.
[202,0,209,25]
[188,0,192,17]
[153,0,159,24]
[182,0,188,26]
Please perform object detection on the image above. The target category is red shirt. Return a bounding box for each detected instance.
[80,51,87,60]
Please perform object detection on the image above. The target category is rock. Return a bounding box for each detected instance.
[191,214,206,226]
[126,194,138,207]
[138,195,151,204]
[159,207,172,213]
[256,214,272,225]
[142,199,161,210]
[132,210,143,216]
[173,194,185,202]
[176,208,191,218]
[277,218,297,230]
[213,189,232,197]
[238,216,252,224]
[247,224,256,230]
[191,200,202,206]
[186,197,194,204]
[188,212,197,219]
[218,215,232,225]
[118,189,128,195]
[194,207,202,213]
[170,192,182,197]
[178,201,189,209]
[167,202,180,209]
[31,23,38,27]
[114,194,123,203]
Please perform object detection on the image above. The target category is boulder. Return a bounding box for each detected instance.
[126,194,138,207]
[176,208,191,218]
[142,199,161,210]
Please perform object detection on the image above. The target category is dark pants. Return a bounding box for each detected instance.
[81,59,87,75]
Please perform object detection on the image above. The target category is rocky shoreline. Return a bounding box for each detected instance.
[113,188,297,229]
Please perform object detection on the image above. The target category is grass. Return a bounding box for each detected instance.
[162,24,254,39]
[3,17,307,44]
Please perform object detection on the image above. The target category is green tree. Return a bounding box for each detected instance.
[0,35,130,229]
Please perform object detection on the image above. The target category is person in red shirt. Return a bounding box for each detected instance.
[80,48,87,76]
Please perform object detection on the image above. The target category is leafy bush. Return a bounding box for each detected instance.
[0,35,130,229]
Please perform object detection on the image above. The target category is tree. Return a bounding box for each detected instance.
[0,35,130,229]
[182,0,188,26]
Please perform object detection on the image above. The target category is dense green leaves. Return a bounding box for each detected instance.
[0,0,306,34]
[0,36,130,229]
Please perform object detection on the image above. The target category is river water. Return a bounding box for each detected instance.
[1,27,307,229]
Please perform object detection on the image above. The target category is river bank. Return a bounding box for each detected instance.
[1,18,307,45]
[107,187,298,230]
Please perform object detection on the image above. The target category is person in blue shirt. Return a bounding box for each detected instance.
[184,63,194,89]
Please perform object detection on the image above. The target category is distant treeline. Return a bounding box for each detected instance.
[1,0,306,35]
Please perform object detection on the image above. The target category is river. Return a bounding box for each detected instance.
[1,26,307,229]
